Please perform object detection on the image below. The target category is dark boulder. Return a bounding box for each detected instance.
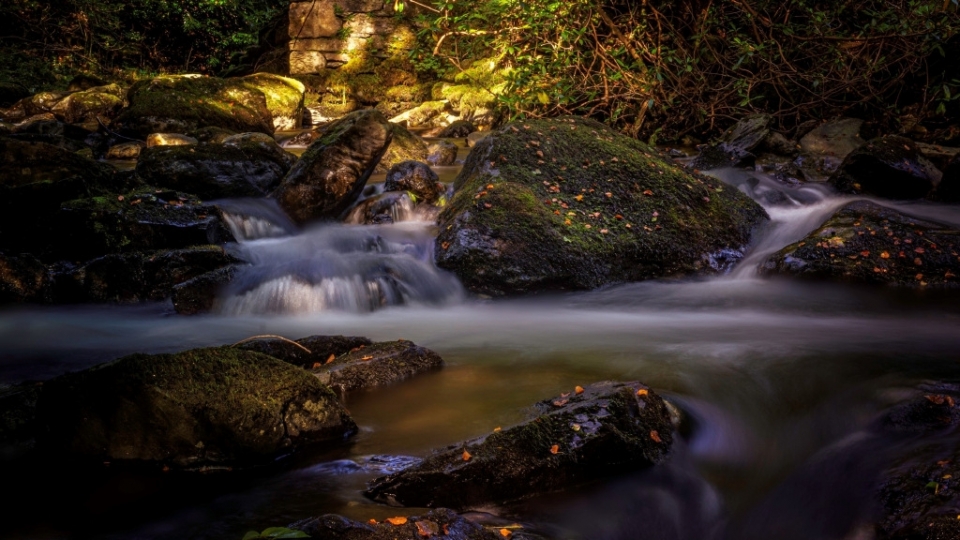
[54,189,235,262]
[0,252,50,303]
[384,160,443,204]
[112,75,274,139]
[172,265,242,315]
[365,381,674,509]
[427,140,459,166]
[290,508,505,540]
[936,154,960,202]
[691,114,772,170]
[831,136,941,199]
[236,334,373,368]
[35,347,356,469]
[311,340,444,393]
[438,120,477,138]
[272,109,392,223]
[436,116,768,296]
[760,201,960,287]
[135,139,297,200]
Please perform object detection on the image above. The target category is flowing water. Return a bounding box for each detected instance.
[2,146,960,540]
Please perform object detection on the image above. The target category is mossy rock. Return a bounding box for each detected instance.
[237,335,373,368]
[384,160,443,203]
[376,123,428,173]
[831,136,942,199]
[435,116,768,296]
[291,508,505,540]
[312,340,444,393]
[373,57,418,88]
[240,73,306,131]
[760,201,960,287]
[273,109,393,223]
[50,85,124,125]
[391,100,449,129]
[112,75,274,139]
[35,347,356,469]
[365,381,674,509]
[136,139,297,200]
[0,252,51,304]
[55,188,235,262]
[383,83,431,104]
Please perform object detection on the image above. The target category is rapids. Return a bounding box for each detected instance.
[2,145,960,540]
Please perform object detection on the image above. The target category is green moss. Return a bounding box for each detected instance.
[240,73,305,128]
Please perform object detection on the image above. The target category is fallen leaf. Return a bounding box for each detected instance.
[462,450,472,461]
[643,189,654,196]
[484,203,493,209]
[368,519,378,525]
[637,389,649,397]
[571,423,581,431]
[575,194,584,201]
[117,195,124,201]
[880,251,890,259]
[493,426,502,432]
[386,517,408,526]
[360,355,374,361]
[575,385,584,394]
[416,520,439,537]
[500,529,512,538]
[650,430,662,443]
[553,399,569,407]
[550,444,559,455]
[325,354,335,364]
[311,362,322,369]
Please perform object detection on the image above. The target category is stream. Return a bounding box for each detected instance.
[2,140,960,540]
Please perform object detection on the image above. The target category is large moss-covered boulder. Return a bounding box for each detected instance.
[35,347,357,469]
[49,84,124,125]
[312,340,444,393]
[831,136,942,199]
[760,201,960,287]
[54,188,235,261]
[376,123,429,173]
[112,75,274,138]
[240,73,306,131]
[272,109,392,223]
[435,116,768,296]
[365,381,674,509]
[136,138,297,200]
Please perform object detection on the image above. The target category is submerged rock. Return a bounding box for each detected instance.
[136,139,297,200]
[273,109,392,223]
[291,508,505,540]
[35,347,356,469]
[376,123,429,173]
[236,335,373,368]
[365,381,673,509]
[112,75,274,138]
[760,201,960,287]
[831,136,942,199]
[691,114,772,170]
[384,160,443,204]
[427,140,459,166]
[312,340,444,393]
[436,116,767,296]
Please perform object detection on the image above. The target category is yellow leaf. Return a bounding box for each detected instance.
[575,195,584,201]
[536,92,550,105]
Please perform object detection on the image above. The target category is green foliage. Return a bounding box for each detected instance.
[415,0,960,140]
[242,526,309,539]
[0,0,284,87]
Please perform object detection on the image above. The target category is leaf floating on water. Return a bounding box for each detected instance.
[386,516,408,526]
[650,430,662,443]
[575,385,584,394]
[462,450,472,461]
[550,444,559,455]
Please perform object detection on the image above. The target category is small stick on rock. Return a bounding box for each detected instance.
[231,335,312,354]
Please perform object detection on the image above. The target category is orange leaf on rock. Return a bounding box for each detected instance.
[368,519,378,525]
[643,189,654,196]
[637,389,649,397]
[575,385,584,394]
[360,355,374,361]
[386,517,408,526]
[650,430,662,443]
[325,354,335,365]
[462,450,472,461]
[500,529,512,537]
[550,444,559,454]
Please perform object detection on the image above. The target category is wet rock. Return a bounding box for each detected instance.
[344,191,420,225]
[15,91,72,118]
[35,347,356,469]
[831,136,941,199]
[236,335,373,368]
[384,161,443,203]
[105,141,145,160]
[760,131,799,156]
[427,140,459,166]
[436,116,767,296]
[55,189,235,262]
[390,101,450,129]
[376,123,429,173]
[760,201,960,287]
[240,73,305,131]
[797,119,867,183]
[312,340,444,393]
[136,140,296,200]
[172,265,242,315]
[112,75,274,139]
[223,132,298,168]
[48,84,123,125]
[915,142,959,172]
[146,133,198,147]
[0,252,51,303]
[0,382,42,458]
[438,120,477,138]
[691,114,772,170]
[935,154,960,202]
[0,81,30,107]
[365,381,674,509]
[194,126,238,144]
[465,131,488,147]
[291,508,503,540]
[873,385,960,540]
[273,109,392,223]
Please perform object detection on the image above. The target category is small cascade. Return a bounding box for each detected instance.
[218,223,464,315]
[214,198,298,241]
